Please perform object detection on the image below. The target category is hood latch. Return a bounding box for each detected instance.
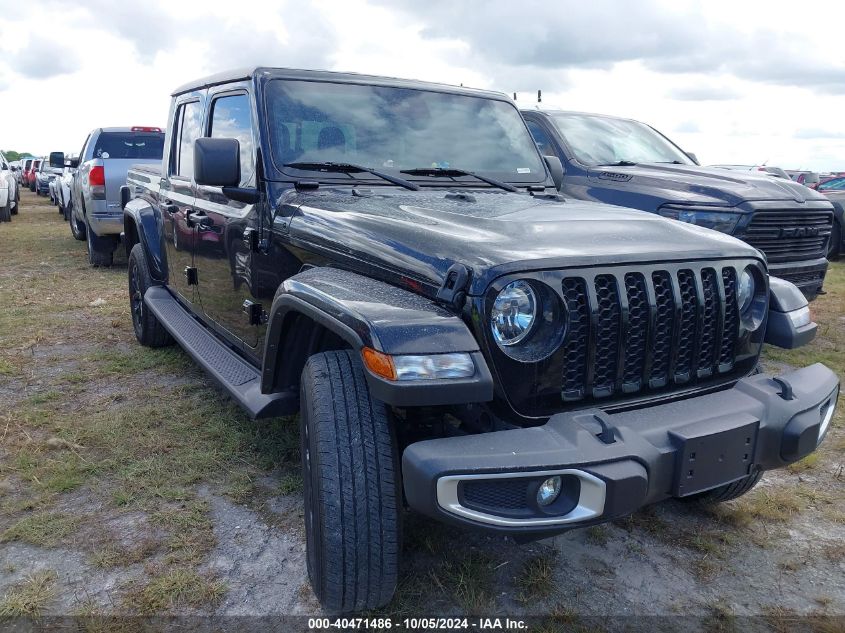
[436,263,472,311]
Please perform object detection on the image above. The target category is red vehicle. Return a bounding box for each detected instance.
[21,158,35,187]
[26,159,42,191]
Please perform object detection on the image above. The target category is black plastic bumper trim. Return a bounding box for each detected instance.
[402,363,839,534]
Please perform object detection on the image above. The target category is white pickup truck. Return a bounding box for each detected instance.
[66,127,164,266]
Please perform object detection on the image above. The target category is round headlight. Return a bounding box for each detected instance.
[737,267,755,314]
[491,280,537,346]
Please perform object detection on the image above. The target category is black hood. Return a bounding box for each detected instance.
[590,163,826,207]
[277,186,761,295]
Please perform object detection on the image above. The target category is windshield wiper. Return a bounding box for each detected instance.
[597,160,638,167]
[399,167,518,193]
[283,161,419,191]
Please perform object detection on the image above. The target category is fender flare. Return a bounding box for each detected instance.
[262,267,494,407]
[123,199,168,282]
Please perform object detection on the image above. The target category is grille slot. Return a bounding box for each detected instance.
[675,270,698,382]
[698,269,719,375]
[592,275,621,398]
[744,210,832,263]
[561,278,590,401]
[719,268,738,368]
[557,265,741,404]
[650,271,675,388]
[622,273,648,390]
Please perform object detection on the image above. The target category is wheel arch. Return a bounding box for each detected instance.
[261,267,494,407]
[123,199,168,282]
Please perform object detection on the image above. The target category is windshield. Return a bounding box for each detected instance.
[265,80,545,184]
[549,113,693,166]
[92,132,164,160]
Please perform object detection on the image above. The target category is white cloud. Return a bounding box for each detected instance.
[0,0,844,172]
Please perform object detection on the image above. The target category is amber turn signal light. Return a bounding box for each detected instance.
[361,347,397,381]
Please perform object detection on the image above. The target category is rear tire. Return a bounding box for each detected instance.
[0,199,10,222]
[300,350,401,613]
[11,190,18,215]
[128,244,173,348]
[679,469,763,505]
[86,220,114,267]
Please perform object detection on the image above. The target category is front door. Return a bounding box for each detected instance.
[192,88,264,350]
[162,95,204,305]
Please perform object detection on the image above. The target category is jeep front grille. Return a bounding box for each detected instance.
[486,260,764,418]
[744,209,832,263]
[561,265,740,402]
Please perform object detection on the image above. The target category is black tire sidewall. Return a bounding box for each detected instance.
[300,379,323,600]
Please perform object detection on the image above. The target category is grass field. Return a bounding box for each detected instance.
[1,191,843,623]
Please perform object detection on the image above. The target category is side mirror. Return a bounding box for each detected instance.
[685,151,699,165]
[65,158,79,168]
[194,137,240,187]
[543,155,565,191]
[49,151,65,168]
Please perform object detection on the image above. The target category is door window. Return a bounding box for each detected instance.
[172,101,203,178]
[526,120,555,156]
[209,93,255,186]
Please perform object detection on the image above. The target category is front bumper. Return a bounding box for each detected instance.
[768,258,828,299]
[402,364,839,534]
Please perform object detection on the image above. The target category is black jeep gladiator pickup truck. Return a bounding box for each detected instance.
[122,67,839,613]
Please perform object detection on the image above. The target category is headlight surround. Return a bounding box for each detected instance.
[738,265,767,331]
[657,205,740,234]
[488,279,567,362]
[491,280,537,346]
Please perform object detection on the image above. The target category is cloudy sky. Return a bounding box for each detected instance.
[1,0,844,171]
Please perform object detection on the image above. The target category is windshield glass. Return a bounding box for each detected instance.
[549,113,692,166]
[92,132,164,159]
[265,79,545,184]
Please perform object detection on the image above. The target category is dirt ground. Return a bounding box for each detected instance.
[1,192,843,629]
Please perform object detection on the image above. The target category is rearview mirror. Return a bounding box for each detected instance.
[49,151,65,168]
[194,137,240,187]
[543,155,565,191]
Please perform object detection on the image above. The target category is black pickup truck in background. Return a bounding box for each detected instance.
[120,68,839,613]
[522,109,835,299]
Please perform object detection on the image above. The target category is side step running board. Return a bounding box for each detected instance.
[144,286,296,419]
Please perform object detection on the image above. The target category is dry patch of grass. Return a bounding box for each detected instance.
[124,568,225,614]
[433,550,498,613]
[1,511,81,547]
[0,570,57,616]
[515,552,557,604]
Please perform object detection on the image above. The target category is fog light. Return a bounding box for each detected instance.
[537,476,562,507]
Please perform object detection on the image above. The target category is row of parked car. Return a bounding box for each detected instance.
[9,67,842,615]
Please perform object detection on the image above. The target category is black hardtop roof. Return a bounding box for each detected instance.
[171,66,510,101]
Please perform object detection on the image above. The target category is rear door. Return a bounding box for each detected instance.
[192,86,263,349]
[161,93,205,306]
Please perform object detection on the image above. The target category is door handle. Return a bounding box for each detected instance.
[162,199,178,214]
[188,212,213,228]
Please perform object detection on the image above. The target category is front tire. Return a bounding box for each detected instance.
[300,350,401,613]
[128,244,173,348]
[0,199,10,222]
